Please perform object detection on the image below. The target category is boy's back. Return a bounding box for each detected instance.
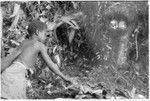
[17,39,43,71]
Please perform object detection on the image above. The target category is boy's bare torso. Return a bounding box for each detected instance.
[17,39,43,70]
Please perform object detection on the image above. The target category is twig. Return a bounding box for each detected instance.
[134,25,141,61]
[0,4,2,39]
[9,3,21,31]
[135,31,139,61]
[48,85,75,94]
[0,5,3,59]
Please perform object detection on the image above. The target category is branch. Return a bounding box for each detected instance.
[0,4,3,59]
[9,3,20,31]
[135,31,139,61]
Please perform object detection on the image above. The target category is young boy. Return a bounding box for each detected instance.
[1,20,74,99]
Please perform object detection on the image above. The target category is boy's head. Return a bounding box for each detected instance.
[27,20,48,40]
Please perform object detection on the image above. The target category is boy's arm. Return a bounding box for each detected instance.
[1,47,22,72]
[40,44,70,82]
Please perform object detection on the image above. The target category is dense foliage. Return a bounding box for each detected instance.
[1,1,148,99]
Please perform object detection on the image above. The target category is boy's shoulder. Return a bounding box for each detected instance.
[34,40,46,50]
[21,39,47,52]
[21,39,44,49]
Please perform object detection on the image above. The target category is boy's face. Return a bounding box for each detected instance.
[38,30,46,41]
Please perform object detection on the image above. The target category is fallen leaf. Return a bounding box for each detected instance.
[75,94,87,99]
[92,89,103,94]
[47,90,52,95]
[80,85,93,93]
[130,86,136,98]
[134,94,146,99]
[45,83,53,89]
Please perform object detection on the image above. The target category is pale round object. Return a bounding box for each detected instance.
[47,90,52,94]
[110,20,118,29]
[119,21,127,29]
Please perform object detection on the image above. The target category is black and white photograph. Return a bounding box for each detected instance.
[0,0,149,99]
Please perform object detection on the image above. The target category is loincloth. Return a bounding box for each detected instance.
[1,61,32,99]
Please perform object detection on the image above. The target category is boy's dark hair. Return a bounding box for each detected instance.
[26,20,47,38]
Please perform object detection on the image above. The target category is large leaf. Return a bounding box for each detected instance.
[69,29,76,44]
[60,16,79,29]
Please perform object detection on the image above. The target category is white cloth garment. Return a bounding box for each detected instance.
[1,61,29,99]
